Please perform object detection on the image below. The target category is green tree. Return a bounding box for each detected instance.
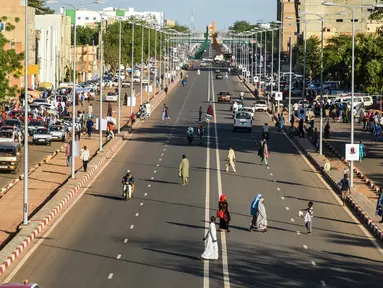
[71,26,99,45]
[28,0,54,15]
[172,22,189,33]
[228,20,256,33]
[295,36,321,79]
[0,17,25,100]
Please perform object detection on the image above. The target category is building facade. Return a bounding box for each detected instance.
[71,45,98,83]
[66,7,164,26]
[1,0,38,89]
[277,0,300,52]
[35,14,72,88]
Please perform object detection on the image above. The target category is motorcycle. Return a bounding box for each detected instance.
[122,181,133,200]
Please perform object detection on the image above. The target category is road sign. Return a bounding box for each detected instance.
[238,64,243,69]
[243,67,247,72]
[345,144,360,161]
[274,92,283,101]
[253,76,259,83]
[246,71,250,76]
[298,108,306,119]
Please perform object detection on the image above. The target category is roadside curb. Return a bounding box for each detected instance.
[323,140,382,193]
[288,134,383,241]
[0,137,123,276]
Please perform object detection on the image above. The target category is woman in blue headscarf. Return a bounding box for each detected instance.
[249,194,262,231]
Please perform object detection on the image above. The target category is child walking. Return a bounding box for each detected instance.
[300,201,314,234]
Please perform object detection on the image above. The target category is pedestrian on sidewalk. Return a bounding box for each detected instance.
[258,139,269,166]
[339,174,352,206]
[217,194,231,232]
[290,114,294,128]
[80,146,90,172]
[300,201,314,234]
[88,103,93,119]
[107,122,114,139]
[199,106,203,121]
[107,102,113,117]
[178,154,189,185]
[376,188,383,223]
[359,140,366,162]
[298,118,304,138]
[66,140,72,167]
[124,93,128,105]
[225,145,236,172]
[200,216,218,261]
[374,122,381,142]
[86,118,94,137]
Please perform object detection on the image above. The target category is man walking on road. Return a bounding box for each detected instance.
[179,154,190,185]
[66,139,72,167]
[339,174,352,206]
[199,106,203,122]
[225,145,236,172]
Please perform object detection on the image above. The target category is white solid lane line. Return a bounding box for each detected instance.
[108,273,113,279]
[203,65,211,288]
[211,68,231,288]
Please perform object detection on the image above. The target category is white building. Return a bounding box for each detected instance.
[72,7,164,26]
[35,13,72,88]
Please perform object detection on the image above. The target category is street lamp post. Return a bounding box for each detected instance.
[117,18,122,133]
[140,24,144,105]
[23,0,29,225]
[154,27,158,94]
[147,25,151,102]
[129,21,135,116]
[321,1,377,187]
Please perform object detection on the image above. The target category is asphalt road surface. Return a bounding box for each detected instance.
[5,47,383,287]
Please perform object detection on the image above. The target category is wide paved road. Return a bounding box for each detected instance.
[5,47,383,287]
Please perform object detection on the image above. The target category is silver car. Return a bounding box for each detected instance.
[32,127,52,146]
[49,125,66,142]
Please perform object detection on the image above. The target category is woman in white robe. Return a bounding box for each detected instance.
[256,198,268,232]
[200,216,219,261]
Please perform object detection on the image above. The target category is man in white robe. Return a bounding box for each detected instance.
[200,216,219,261]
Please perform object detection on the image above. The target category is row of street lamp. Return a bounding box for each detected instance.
[22,0,190,224]
[229,1,383,188]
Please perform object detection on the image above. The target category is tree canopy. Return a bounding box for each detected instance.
[28,0,55,15]
[0,17,25,100]
[72,26,99,45]
[228,21,257,33]
[171,22,189,33]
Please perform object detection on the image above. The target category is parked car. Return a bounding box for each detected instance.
[105,92,118,102]
[49,125,66,142]
[32,127,52,145]
[233,111,252,132]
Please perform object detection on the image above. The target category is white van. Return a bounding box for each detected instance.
[362,96,373,107]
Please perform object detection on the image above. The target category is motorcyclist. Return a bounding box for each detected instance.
[197,69,201,75]
[262,123,270,140]
[122,170,135,198]
[232,101,239,113]
[187,126,194,143]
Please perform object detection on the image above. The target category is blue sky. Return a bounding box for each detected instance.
[51,0,277,30]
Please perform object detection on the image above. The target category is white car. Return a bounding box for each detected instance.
[142,79,149,85]
[133,77,141,83]
[105,92,118,102]
[32,127,52,145]
[233,111,252,132]
[121,80,131,88]
[49,125,66,142]
[253,100,268,112]
[242,107,254,119]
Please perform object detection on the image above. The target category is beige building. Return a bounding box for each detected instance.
[164,19,176,28]
[72,45,98,83]
[300,0,375,40]
[277,0,300,52]
[1,0,38,89]
[35,14,72,88]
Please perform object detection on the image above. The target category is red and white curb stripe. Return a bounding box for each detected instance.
[0,139,122,276]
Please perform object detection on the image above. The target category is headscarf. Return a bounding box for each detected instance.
[220,194,226,202]
[250,194,262,216]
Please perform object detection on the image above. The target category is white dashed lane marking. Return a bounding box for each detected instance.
[140,202,144,206]
[285,207,289,211]
[151,177,154,180]
[311,261,316,266]
[159,159,162,161]
[161,153,164,156]
[148,184,151,187]
[277,188,280,191]
[157,164,160,167]
[144,193,147,196]
[135,213,139,217]
[130,225,134,229]
[108,273,113,279]
[270,173,273,176]
[290,218,295,222]
[303,245,308,249]
[320,280,326,287]
[124,239,128,243]
[281,196,284,200]
[117,254,122,259]
[296,231,301,235]
[154,170,157,173]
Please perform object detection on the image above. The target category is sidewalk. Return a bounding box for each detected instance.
[0,74,181,249]
[287,120,383,241]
